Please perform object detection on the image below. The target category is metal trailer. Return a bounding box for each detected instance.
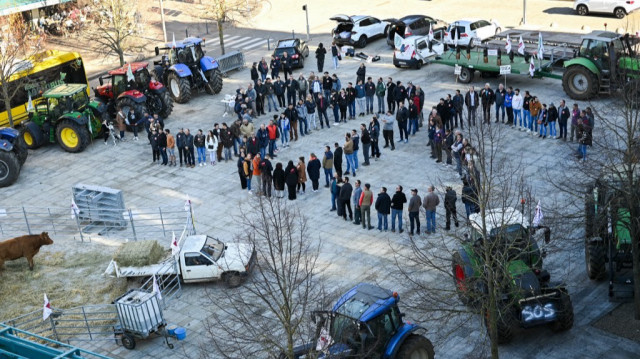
[114,289,174,350]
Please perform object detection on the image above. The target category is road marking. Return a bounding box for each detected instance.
[243,39,268,50]
[222,36,253,46]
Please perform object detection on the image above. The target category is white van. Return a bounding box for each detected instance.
[393,35,444,69]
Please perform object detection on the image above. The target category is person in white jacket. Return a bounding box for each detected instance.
[206,130,219,166]
[512,88,524,130]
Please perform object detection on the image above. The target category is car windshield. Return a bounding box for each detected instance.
[200,236,225,261]
[490,223,528,242]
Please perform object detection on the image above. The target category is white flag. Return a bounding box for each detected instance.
[454,29,459,47]
[428,23,434,41]
[537,32,544,60]
[26,93,34,111]
[505,34,512,54]
[394,32,403,50]
[184,195,191,212]
[529,56,535,77]
[126,64,135,83]
[152,275,162,300]
[533,200,544,227]
[43,294,52,321]
[315,327,334,351]
[71,197,79,219]
[172,33,177,48]
[171,231,179,256]
[517,36,525,55]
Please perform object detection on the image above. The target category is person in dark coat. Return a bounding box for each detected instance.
[285,160,299,200]
[158,128,168,165]
[316,43,327,72]
[150,130,160,164]
[246,134,260,157]
[272,162,286,198]
[307,153,321,192]
[444,186,459,230]
[259,155,274,197]
[356,63,366,85]
[237,152,248,189]
[250,62,259,85]
[375,186,391,231]
[339,177,353,221]
[333,142,343,178]
[461,180,478,220]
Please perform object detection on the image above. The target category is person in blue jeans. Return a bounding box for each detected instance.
[375,187,391,231]
[422,185,440,234]
[323,146,334,187]
[538,103,548,138]
[390,186,407,233]
[547,102,558,139]
[278,113,290,148]
[330,173,340,211]
[351,130,360,171]
[346,82,356,119]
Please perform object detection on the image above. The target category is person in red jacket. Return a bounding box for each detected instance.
[267,117,279,158]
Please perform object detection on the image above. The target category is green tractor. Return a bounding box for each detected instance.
[562,31,640,101]
[452,207,573,343]
[584,169,639,301]
[20,84,106,153]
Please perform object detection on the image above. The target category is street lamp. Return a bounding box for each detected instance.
[159,0,167,42]
[523,0,527,25]
[302,5,310,41]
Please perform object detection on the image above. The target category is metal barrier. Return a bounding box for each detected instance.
[0,204,195,242]
[217,50,245,75]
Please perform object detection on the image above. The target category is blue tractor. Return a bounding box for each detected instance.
[290,283,435,359]
[153,37,223,104]
[0,127,27,187]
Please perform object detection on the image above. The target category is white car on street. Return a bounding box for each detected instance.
[331,14,390,48]
[574,0,640,18]
[393,35,445,69]
[443,19,502,47]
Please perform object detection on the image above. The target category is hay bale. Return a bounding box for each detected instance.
[113,241,166,267]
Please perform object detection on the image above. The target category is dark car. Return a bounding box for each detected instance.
[386,15,448,47]
[272,39,310,68]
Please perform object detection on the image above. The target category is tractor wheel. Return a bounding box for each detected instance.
[396,334,435,359]
[0,151,20,188]
[452,252,472,306]
[148,91,174,118]
[458,67,474,84]
[21,121,44,150]
[586,242,606,280]
[562,65,598,100]
[485,306,516,344]
[167,72,192,104]
[121,333,136,350]
[13,135,28,166]
[551,291,574,332]
[224,272,244,288]
[205,69,223,95]
[55,119,90,153]
[116,97,147,131]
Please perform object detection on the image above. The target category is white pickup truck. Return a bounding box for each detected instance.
[105,235,256,288]
[393,35,444,69]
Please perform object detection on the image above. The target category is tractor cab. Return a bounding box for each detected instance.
[164,37,206,65]
[96,63,152,98]
[578,31,638,76]
[38,84,90,120]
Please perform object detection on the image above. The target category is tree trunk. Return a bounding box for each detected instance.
[632,207,640,320]
[1,85,14,128]
[117,49,125,66]
[217,20,225,55]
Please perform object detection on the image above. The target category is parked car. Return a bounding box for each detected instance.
[386,15,448,47]
[330,14,390,48]
[272,39,309,68]
[574,0,640,18]
[444,18,502,47]
[393,35,445,69]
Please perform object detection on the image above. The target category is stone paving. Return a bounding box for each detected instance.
[3,1,640,358]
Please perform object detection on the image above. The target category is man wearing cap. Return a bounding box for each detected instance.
[408,188,422,236]
[423,185,440,234]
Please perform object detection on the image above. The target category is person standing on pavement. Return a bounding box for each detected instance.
[150,130,160,163]
[322,146,334,187]
[355,80,366,117]
[480,83,495,124]
[396,102,409,143]
[316,93,330,129]
[316,43,326,72]
[184,128,195,168]
[521,90,532,132]
[331,41,341,69]
[494,83,506,123]
[386,77,396,113]
[408,188,422,236]
[301,96,313,133]
[343,133,356,177]
[273,161,286,198]
[359,183,374,230]
[307,153,321,192]
[296,156,307,194]
[512,88,523,129]
[176,128,186,167]
[423,185,440,234]
[285,160,298,200]
[570,103,580,142]
[322,72,333,101]
[285,103,299,141]
[356,63,366,85]
[259,155,273,197]
[505,86,514,125]
[270,55,280,80]
[166,129,176,166]
[382,110,395,150]
[250,62,259,85]
[158,128,168,165]
[206,130,218,166]
[529,96,542,134]
[558,100,570,141]
[452,132,464,177]
[346,82,357,120]
[286,75,298,106]
[339,177,354,221]
[369,117,380,160]
[548,102,558,139]
[297,74,308,103]
[274,76,286,109]
[267,118,279,158]
[243,154,253,193]
[352,180,363,225]
[252,153,263,195]
[444,186,459,230]
[444,128,454,166]
[364,77,376,115]
[330,173,339,211]
[375,77,386,114]
[464,86,479,127]
[452,90,464,129]
[281,52,292,81]
[258,57,269,82]
[375,187,391,231]
[391,185,407,233]
[462,179,477,220]
[220,123,234,163]
[360,123,371,166]
[394,81,406,110]
[256,123,269,159]
[434,124,445,163]
[333,142,343,178]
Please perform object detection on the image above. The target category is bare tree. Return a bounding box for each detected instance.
[0,14,43,128]
[199,0,262,55]
[200,196,326,359]
[84,0,141,66]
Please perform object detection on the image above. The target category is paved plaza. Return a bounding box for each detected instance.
[3,0,640,358]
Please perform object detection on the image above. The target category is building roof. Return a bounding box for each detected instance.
[43,83,87,98]
[107,62,149,76]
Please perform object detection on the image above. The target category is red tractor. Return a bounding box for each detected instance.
[94,63,173,125]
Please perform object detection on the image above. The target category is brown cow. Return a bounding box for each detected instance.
[0,232,54,270]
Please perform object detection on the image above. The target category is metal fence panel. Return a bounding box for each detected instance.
[217,50,245,74]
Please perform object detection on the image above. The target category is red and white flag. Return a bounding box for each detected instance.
[152,275,162,300]
[529,56,535,77]
[171,231,179,256]
[517,36,525,55]
[184,195,191,212]
[43,294,52,321]
[505,34,512,54]
[71,198,79,219]
[533,200,544,227]
[428,23,434,41]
